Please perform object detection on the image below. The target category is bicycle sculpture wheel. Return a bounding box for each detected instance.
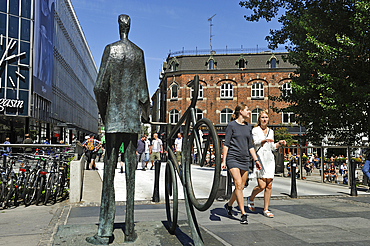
[165,75,221,245]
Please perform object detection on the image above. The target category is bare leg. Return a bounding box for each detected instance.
[250,178,267,201]
[263,179,273,211]
[228,168,249,215]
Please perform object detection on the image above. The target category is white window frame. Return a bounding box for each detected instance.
[220,108,233,124]
[190,84,203,99]
[282,82,292,97]
[251,83,264,99]
[251,108,262,124]
[195,108,203,121]
[171,84,178,99]
[220,83,233,99]
[169,109,179,123]
[282,112,296,124]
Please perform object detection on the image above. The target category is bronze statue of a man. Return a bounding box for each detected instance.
[86,14,149,244]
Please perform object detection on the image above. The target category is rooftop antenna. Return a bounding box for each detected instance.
[208,14,216,53]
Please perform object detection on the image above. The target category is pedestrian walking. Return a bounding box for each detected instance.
[143,136,150,170]
[362,148,370,192]
[22,134,33,153]
[83,134,101,170]
[147,133,163,170]
[247,110,286,218]
[175,133,183,165]
[221,103,261,224]
[136,135,146,170]
[3,137,12,154]
[119,142,124,173]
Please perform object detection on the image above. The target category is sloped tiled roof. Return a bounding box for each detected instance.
[166,52,296,71]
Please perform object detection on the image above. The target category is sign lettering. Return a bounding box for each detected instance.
[0,98,24,112]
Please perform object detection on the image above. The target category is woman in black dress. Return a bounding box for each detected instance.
[221,103,261,224]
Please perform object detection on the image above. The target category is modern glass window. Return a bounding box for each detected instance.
[195,108,203,121]
[282,82,292,97]
[171,84,178,99]
[251,83,264,99]
[169,109,179,123]
[220,83,233,99]
[282,112,296,124]
[251,108,262,124]
[208,59,215,70]
[270,58,277,68]
[190,84,203,99]
[220,108,233,123]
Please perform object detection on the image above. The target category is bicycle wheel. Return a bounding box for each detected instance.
[165,160,178,234]
[35,176,45,205]
[0,179,6,208]
[24,172,36,206]
[5,175,16,208]
[44,173,57,205]
[13,176,23,207]
[186,118,221,211]
[54,174,62,203]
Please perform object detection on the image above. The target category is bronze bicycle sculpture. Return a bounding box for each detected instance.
[164,75,221,245]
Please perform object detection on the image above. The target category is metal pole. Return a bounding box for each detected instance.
[152,160,161,202]
[290,157,297,198]
[299,146,303,179]
[349,147,358,196]
[320,147,324,183]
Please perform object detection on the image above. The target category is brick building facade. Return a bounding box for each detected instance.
[153,51,303,140]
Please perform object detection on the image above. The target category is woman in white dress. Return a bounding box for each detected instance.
[247,110,286,218]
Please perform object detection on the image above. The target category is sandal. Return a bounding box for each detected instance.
[263,210,274,218]
[247,196,255,212]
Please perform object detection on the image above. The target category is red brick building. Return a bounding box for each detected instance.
[152,51,303,140]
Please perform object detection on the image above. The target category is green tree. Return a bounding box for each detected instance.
[240,0,370,145]
[274,126,296,146]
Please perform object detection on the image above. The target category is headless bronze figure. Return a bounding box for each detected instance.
[86,14,150,244]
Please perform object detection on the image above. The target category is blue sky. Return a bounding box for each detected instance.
[71,0,282,96]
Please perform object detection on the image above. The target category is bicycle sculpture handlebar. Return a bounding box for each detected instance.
[164,75,221,245]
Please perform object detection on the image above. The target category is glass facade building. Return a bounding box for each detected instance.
[0,0,98,144]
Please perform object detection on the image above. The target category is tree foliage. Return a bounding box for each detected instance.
[240,0,370,145]
[274,126,296,146]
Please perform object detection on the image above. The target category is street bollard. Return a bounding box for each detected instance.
[290,158,298,198]
[152,160,161,202]
[350,159,358,196]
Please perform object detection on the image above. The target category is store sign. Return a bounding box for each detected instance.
[0,99,24,112]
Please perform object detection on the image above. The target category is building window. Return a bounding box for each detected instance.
[208,59,215,70]
[220,83,233,99]
[195,108,203,121]
[171,84,178,99]
[238,59,245,69]
[282,82,292,97]
[190,84,203,99]
[220,108,233,123]
[270,58,277,68]
[282,112,296,124]
[169,109,179,123]
[171,62,177,71]
[251,108,262,124]
[251,83,264,99]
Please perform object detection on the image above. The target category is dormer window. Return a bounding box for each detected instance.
[208,59,215,69]
[206,56,216,70]
[236,55,247,69]
[169,57,179,72]
[267,54,279,68]
[270,58,277,68]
